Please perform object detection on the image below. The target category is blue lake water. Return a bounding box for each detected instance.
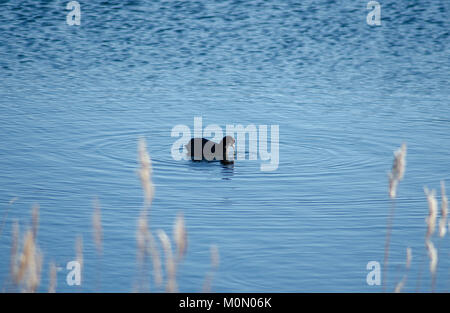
[0,0,449,292]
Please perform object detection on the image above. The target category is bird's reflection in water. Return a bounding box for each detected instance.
[221,162,234,180]
[186,158,234,180]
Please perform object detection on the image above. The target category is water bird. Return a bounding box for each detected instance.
[185,136,235,164]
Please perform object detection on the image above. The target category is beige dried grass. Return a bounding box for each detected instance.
[388,143,407,199]
[438,181,448,238]
[48,262,57,293]
[75,236,83,278]
[174,212,187,261]
[424,187,438,240]
[202,245,220,292]
[423,186,440,292]
[394,247,412,293]
[135,138,164,291]
[383,143,407,292]
[158,230,177,292]
[10,206,43,292]
[138,138,154,208]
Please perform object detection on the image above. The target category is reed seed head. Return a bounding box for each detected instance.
[138,138,154,207]
[425,239,438,276]
[388,173,399,199]
[12,207,43,292]
[424,187,438,239]
[157,230,177,293]
[48,262,57,293]
[16,230,42,292]
[405,247,412,270]
[439,181,448,238]
[392,143,407,181]
[388,143,407,199]
[210,245,220,270]
[174,212,187,260]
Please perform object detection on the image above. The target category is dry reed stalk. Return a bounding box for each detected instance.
[425,239,438,291]
[135,211,149,292]
[92,199,103,291]
[138,138,154,209]
[16,230,42,292]
[157,230,177,292]
[394,247,412,293]
[425,240,438,275]
[438,181,448,238]
[31,204,39,240]
[136,211,149,265]
[388,176,398,200]
[11,206,43,292]
[382,200,395,292]
[388,143,407,199]
[15,233,29,285]
[92,199,103,254]
[136,210,163,289]
[9,222,19,284]
[383,143,407,292]
[136,211,163,290]
[416,186,441,292]
[0,197,18,239]
[210,245,220,270]
[424,187,439,292]
[76,236,83,283]
[48,262,57,293]
[174,212,187,261]
[146,230,163,287]
[136,138,164,290]
[35,252,43,292]
[202,245,220,292]
[406,247,412,269]
[394,278,405,293]
[425,188,438,240]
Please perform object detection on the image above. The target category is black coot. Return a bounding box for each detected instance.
[185,136,235,164]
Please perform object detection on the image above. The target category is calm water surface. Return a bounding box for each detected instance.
[0,0,449,292]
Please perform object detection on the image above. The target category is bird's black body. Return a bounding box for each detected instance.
[185,136,235,164]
